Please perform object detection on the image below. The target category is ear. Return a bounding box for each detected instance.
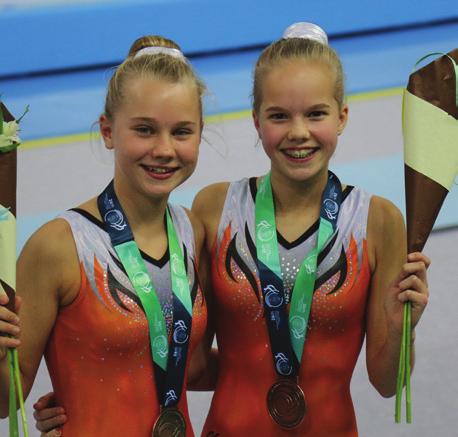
[337,104,349,136]
[99,114,114,149]
[252,109,261,136]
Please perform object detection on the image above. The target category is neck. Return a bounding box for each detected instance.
[269,168,329,215]
[113,178,168,235]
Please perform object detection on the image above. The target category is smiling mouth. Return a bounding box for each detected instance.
[141,165,178,174]
[282,148,318,159]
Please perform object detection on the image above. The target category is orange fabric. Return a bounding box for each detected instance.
[203,225,371,437]
[45,260,207,437]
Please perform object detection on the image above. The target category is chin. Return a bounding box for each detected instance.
[280,166,325,183]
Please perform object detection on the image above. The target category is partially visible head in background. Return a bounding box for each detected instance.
[100,35,206,200]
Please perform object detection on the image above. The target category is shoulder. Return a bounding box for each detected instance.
[367,196,406,270]
[20,218,76,261]
[17,218,80,304]
[368,196,404,234]
[192,182,230,218]
[192,182,230,227]
[192,182,231,251]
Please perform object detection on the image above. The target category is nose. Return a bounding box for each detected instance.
[287,117,310,142]
[150,133,175,160]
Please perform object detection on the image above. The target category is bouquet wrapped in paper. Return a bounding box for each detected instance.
[396,49,458,423]
[0,101,29,436]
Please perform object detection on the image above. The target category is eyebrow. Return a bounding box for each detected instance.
[265,106,286,113]
[130,117,197,126]
[265,103,331,112]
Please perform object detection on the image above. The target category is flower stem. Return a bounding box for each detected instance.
[8,349,18,437]
[395,303,408,423]
[405,302,412,423]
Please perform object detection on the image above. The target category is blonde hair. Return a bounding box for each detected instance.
[105,35,206,120]
[252,37,344,112]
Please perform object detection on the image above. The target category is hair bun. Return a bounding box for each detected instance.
[282,22,328,45]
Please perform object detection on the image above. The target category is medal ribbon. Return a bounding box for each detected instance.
[97,181,192,407]
[255,171,342,376]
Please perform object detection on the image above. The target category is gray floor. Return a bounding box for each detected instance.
[2,95,458,436]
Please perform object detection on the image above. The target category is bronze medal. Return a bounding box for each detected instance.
[267,378,306,429]
[153,407,186,437]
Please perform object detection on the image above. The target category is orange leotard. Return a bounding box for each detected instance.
[45,206,207,436]
[203,178,371,437]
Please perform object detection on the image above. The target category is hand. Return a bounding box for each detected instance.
[385,252,430,336]
[0,290,21,360]
[33,392,67,435]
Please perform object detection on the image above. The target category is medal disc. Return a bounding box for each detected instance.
[267,379,306,429]
[153,408,186,437]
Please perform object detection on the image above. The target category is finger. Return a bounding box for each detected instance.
[0,289,8,305]
[400,261,428,286]
[33,392,56,410]
[398,275,428,296]
[398,289,429,307]
[0,307,20,325]
[408,252,431,269]
[0,336,20,348]
[36,414,66,432]
[0,320,20,337]
[33,406,66,421]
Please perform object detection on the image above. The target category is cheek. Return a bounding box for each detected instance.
[313,122,339,148]
[116,143,144,163]
[180,141,200,165]
[259,125,283,157]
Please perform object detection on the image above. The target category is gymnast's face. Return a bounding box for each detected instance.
[100,76,201,200]
[253,59,348,186]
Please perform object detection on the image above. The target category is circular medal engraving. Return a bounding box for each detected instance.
[153,408,186,437]
[267,379,306,429]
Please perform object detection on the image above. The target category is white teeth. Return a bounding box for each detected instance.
[145,166,171,174]
[284,149,315,158]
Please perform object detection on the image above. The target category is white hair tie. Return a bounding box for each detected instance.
[282,22,328,45]
[134,46,185,60]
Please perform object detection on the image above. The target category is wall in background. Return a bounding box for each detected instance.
[2,0,458,77]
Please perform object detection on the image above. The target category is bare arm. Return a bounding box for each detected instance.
[365,196,429,397]
[0,219,80,417]
[186,183,229,391]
